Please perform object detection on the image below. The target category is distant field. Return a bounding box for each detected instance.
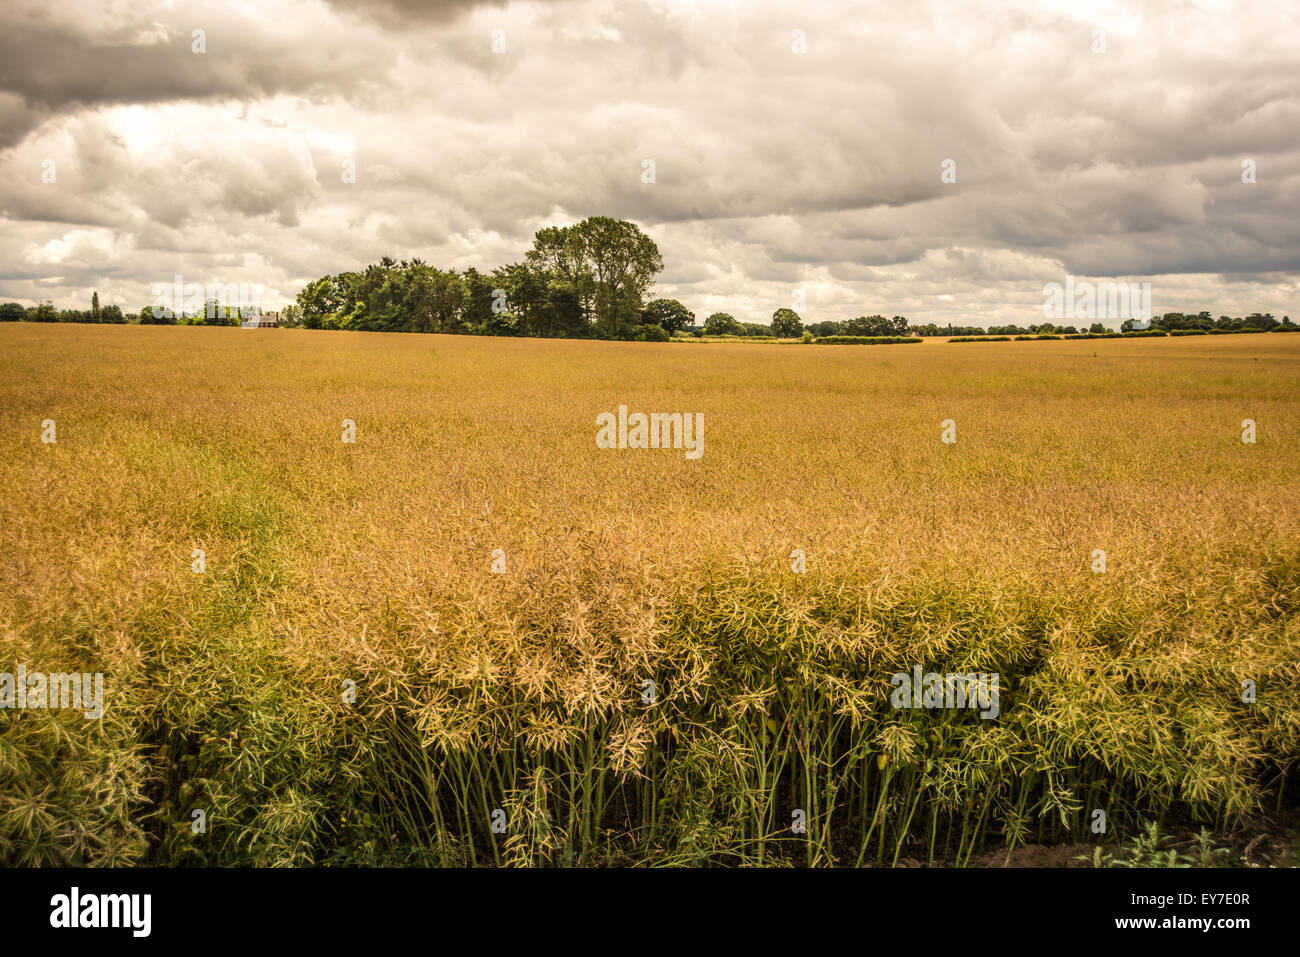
[2,324,1297,866]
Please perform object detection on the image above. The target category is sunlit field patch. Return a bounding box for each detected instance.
[1,324,1296,865]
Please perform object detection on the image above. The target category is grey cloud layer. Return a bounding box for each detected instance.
[0,0,1296,323]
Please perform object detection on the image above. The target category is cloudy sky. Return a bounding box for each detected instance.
[1,0,1296,326]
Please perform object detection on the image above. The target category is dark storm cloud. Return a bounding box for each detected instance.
[1,22,261,110]
[0,92,47,150]
[0,4,390,150]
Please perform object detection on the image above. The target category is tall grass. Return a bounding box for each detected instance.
[1,325,1296,865]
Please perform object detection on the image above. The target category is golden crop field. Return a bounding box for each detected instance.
[2,323,1297,866]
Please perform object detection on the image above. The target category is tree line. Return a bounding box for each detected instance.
[0,216,1291,338]
[0,296,265,326]
[0,291,125,324]
[288,216,679,340]
[901,313,1292,337]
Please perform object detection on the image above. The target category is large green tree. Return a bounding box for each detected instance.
[526,216,662,339]
[703,312,741,336]
[459,267,497,332]
[296,274,354,329]
[641,298,694,334]
[771,308,803,338]
[29,301,57,322]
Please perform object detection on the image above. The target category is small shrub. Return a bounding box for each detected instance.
[1077,822,1233,869]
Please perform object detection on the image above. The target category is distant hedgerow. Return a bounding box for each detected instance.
[814,336,921,345]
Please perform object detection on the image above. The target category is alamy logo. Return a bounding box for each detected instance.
[890,666,1000,719]
[49,887,151,937]
[150,274,262,320]
[595,405,704,460]
[1042,276,1151,322]
[0,666,102,719]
